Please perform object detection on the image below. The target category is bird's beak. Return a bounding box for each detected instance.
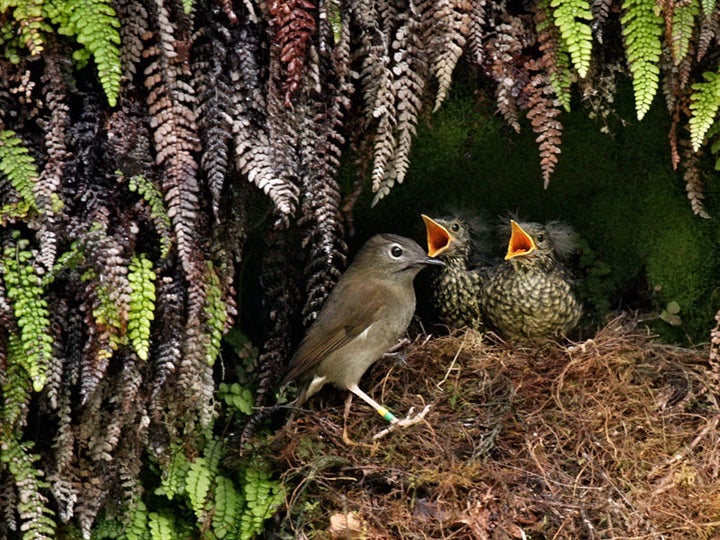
[505,220,536,260]
[421,214,452,258]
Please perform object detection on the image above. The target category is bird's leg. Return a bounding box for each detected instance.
[347,384,398,424]
[341,392,378,448]
[347,384,432,439]
[381,337,411,362]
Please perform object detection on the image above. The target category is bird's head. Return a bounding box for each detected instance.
[421,214,475,262]
[505,220,577,267]
[355,233,445,279]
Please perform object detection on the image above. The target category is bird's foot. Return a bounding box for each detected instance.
[372,403,432,440]
[380,337,412,363]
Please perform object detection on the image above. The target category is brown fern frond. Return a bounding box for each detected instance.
[143,0,202,277]
[75,225,132,400]
[35,49,72,271]
[486,19,528,132]
[680,134,711,218]
[427,0,472,112]
[115,0,149,87]
[591,0,613,43]
[696,7,720,61]
[193,15,234,220]
[467,0,489,65]
[229,24,299,221]
[253,225,301,410]
[269,0,317,108]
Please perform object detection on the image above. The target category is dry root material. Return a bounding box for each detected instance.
[269,315,720,539]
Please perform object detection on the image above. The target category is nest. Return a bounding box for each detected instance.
[266,315,720,539]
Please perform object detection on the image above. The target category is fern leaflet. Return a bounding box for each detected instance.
[550,0,593,78]
[128,254,156,361]
[621,0,663,120]
[0,130,39,222]
[689,70,720,151]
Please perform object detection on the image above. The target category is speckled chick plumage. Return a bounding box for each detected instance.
[422,215,486,330]
[481,220,581,344]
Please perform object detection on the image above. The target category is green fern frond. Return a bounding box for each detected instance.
[1,337,31,429]
[700,0,716,15]
[157,445,190,500]
[45,0,121,106]
[669,0,699,65]
[123,499,149,540]
[0,130,39,222]
[240,460,283,540]
[185,457,212,521]
[212,476,240,539]
[218,382,254,415]
[148,512,178,540]
[621,0,663,120]
[550,0,593,78]
[204,263,227,367]
[81,266,125,360]
[128,254,156,361]
[2,233,53,392]
[128,175,172,258]
[5,0,48,56]
[689,70,720,151]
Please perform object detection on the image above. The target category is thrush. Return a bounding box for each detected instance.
[480,220,581,344]
[280,233,444,432]
[421,214,486,330]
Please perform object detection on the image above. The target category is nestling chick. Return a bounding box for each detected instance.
[481,220,582,344]
[280,233,444,427]
[421,214,486,330]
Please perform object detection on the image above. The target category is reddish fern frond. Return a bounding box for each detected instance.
[269,0,317,107]
[523,64,564,188]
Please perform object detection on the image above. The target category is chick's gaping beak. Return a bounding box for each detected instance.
[421,214,452,258]
[505,220,536,260]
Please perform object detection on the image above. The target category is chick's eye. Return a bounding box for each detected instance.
[536,234,545,243]
[391,245,403,258]
[451,223,460,232]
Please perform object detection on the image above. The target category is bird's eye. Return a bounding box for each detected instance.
[536,234,545,243]
[451,223,460,232]
[390,245,403,258]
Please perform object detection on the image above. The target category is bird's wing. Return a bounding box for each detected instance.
[280,277,386,385]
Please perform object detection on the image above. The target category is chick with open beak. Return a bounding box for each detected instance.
[480,220,581,344]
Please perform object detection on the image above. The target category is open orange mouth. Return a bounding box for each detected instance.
[505,220,536,260]
[421,214,452,258]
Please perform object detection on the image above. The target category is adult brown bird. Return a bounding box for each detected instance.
[421,214,486,330]
[481,220,581,344]
[280,233,444,432]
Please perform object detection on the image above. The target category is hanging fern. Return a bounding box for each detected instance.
[550,0,593,78]
[668,0,700,66]
[127,254,156,361]
[0,130,39,223]
[620,0,663,120]
[45,0,122,106]
[0,0,47,57]
[689,70,720,151]
[1,232,53,393]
